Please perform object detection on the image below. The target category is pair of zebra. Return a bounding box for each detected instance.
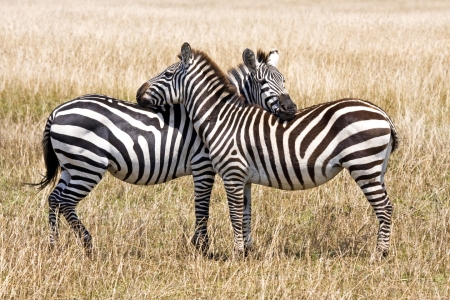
[35,43,398,259]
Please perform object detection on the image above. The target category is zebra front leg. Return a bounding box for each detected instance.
[243,183,252,254]
[191,171,215,253]
[223,181,246,258]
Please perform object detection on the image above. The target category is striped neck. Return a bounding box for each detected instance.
[182,55,247,146]
[227,64,258,105]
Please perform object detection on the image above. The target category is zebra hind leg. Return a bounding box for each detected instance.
[351,169,393,260]
[56,172,104,256]
[60,203,93,255]
[48,170,69,248]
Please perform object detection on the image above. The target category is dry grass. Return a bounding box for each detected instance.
[1,0,449,298]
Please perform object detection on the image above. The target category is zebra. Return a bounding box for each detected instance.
[226,48,297,120]
[136,42,400,259]
[32,48,296,254]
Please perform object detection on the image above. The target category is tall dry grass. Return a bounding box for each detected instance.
[0,0,449,298]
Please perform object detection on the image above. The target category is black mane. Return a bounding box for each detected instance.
[256,49,270,64]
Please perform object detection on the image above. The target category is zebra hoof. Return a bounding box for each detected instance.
[84,246,93,259]
[232,247,247,260]
[370,248,389,263]
[83,238,93,258]
[244,245,253,257]
[191,235,209,255]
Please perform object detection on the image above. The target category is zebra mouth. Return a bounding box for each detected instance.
[277,107,296,121]
[276,94,297,121]
[270,101,295,121]
[271,103,280,113]
[267,97,280,113]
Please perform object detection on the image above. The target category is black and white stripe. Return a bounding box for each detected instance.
[137,43,399,258]
[33,48,294,253]
[227,49,297,120]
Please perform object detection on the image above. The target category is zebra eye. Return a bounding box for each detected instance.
[164,71,174,79]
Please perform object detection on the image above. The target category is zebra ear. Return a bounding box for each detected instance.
[267,49,279,67]
[181,42,193,69]
[242,48,260,72]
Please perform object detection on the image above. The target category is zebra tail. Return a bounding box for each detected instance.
[26,114,60,191]
[388,116,400,153]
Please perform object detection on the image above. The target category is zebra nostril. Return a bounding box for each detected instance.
[288,103,297,112]
[278,94,297,112]
[138,98,152,108]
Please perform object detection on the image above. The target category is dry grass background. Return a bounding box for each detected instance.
[1,0,449,298]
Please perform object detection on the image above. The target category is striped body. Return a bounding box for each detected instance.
[48,96,206,185]
[41,95,215,252]
[35,48,294,253]
[208,99,396,190]
[137,43,399,258]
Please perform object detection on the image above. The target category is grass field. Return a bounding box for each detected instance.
[1,0,449,298]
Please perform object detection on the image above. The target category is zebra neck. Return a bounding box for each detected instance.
[186,88,243,148]
[227,71,258,106]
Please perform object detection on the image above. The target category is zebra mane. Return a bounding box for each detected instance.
[256,49,270,64]
[178,49,247,105]
[226,64,249,83]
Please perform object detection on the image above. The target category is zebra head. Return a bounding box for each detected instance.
[137,44,297,121]
[238,48,297,121]
[136,58,185,108]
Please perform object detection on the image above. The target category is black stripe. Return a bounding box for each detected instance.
[339,144,388,164]
[348,159,384,173]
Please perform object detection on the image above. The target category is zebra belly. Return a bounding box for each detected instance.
[106,135,197,185]
[248,161,343,190]
[107,160,193,185]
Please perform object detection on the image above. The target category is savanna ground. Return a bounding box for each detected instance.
[1,0,449,298]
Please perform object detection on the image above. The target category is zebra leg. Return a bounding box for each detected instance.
[48,169,71,248]
[60,202,93,254]
[191,170,215,253]
[352,172,393,259]
[376,183,393,255]
[223,181,246,257]
[243,183,252,253]
[57,172,104,255]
